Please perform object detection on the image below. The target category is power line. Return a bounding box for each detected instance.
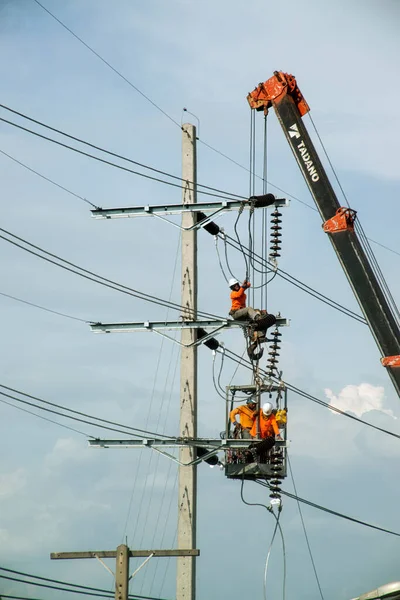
[19,7,400,260]
[0,225,224,321]
[0,290,90,323]
[0,116,196,201]
[0,395,91,437]
[255,479,400,538]
[0,147,92,206]
[31,0,181,130]
[222,234,367,324]
[221,347,400,441]
[239,479,285,600]
[287,455,325,600]
[0,384,175,440]
[30,0,319,216]
[0,567,169,600]
[0,142,366,327]
[0,104,246,202]
[0,574,169,600]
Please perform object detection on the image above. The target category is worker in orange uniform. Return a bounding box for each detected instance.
[228,278,259,321]
[248,402,282,461]
[230,398,257,439]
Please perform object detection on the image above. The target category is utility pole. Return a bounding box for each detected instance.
[177,123,197,600]
[51,545,199,600]
[85,123,289,598]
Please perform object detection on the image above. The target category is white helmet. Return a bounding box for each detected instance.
[229,278,239,288]
[262,402,273,416]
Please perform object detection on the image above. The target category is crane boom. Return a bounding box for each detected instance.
[247,71,400,396]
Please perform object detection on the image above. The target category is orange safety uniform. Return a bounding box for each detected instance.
[230,404,256,429]
[230,283,250,312]
[250,410,280,439]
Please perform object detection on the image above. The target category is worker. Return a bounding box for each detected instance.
[228,279,276,330]
[250,401,282,440]
[230,397,257,439]
[228,278,259,321]
[248,402,282,462]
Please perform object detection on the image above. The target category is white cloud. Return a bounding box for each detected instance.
[325,383,396,419]
[45,437,94,468]
[0,468,26,498]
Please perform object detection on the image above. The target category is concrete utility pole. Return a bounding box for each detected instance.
[51,545,199,600]
[177,123,197,600]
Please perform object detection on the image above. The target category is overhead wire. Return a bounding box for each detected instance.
[126,233,181,599]
[287,455,325,600]
[222,233,367,324]
[0,395,91,437]
[146,356,180,594]
[240,478,285,600]
[0,573,169,600]
[0,384,175,439]
[0,147,92,206]
[30,0,317,216]
[0,290,90,323]
[212,351,228,401]
[307,113,400,327]
[0,225,225,321]
[0,567,169,600]
[0,104,247,202]
[221,346,400,441]
[255,479,400,538]
[13,7,400,262]
[31,0,182,129]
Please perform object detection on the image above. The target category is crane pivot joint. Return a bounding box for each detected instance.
[323,207,357,233]
[381,355,400,367]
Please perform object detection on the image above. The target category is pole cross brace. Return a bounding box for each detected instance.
[90,317,289,347]
[51,549,200,559]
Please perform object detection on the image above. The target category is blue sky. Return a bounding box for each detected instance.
[0,1,400,599]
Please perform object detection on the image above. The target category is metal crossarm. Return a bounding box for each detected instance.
[89,317,289,347]
[90,316,288,335]
[88,438,286,449]
[91,198,288,221]
[88,437,286,467]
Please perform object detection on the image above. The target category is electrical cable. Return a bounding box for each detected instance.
[0,290,90,323]
[0,395,91,437]
[0,385,175,439]
[9,20,399,268]
[212,351,227,400]
[220,347,400,441]
[0,567,169,600]
[233,205,249,279]
[0,147,92,206]
[0,225,224,321]
[30,0,322,218]
[287,455,325,600]
[214,236,229,283]
[0,116,242,203]
[222,233,367,324]
[284,380,400,441]
[31,0,182,129]
[255,479,400,537]
[276,516,286,600]
[240,478,284,600]
[356,220,400,326]
[0,104,247,202]
[307,113,400,328]
[127,233,181,574]
[0,573,169,600]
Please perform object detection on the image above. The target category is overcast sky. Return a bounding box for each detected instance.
[0,1,400,599]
